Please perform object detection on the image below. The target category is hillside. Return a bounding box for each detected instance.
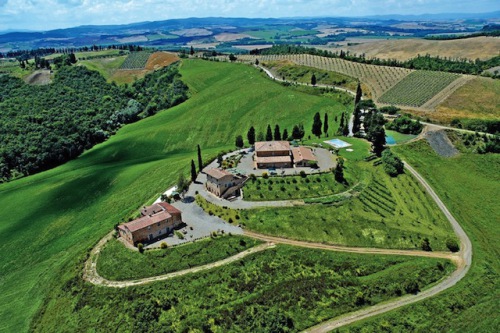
[0,59,351,332]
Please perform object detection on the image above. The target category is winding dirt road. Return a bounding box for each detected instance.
[82,162,471,331]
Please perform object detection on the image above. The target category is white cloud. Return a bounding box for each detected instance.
[0,0,498,31]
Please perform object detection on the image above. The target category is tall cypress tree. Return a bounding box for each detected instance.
[247,126,256,145]
[282,128,289,141]
[274,125,281,141]
[337,113,345,135]
[197,144,203,172]
[312,112,322,138]
[323,113,329,136]
[190,160,197,182]
[355,81,362,105]
[266,125,273,141]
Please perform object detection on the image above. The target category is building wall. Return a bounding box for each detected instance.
[206,174,244,197]
[256,161,293,169]
[131,216,182,245]
[256,149,290,157]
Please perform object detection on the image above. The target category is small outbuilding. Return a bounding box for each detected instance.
[205,168,246,199]
[292,146,317,167]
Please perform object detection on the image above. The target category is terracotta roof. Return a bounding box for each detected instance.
[255,141,291,152]
[255,156,292,164]
[158,202,182,215]
[292,146,317,163]
[122,211,172,233]
[205,168,233,180]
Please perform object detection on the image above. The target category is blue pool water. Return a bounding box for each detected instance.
[386,136,396,145]
[324,139,351,148]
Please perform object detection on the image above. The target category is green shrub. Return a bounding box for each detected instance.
[175,231,184,240]
[137,243,144,253]
[446,238,460,252]
[160,242,168,249]
[262,172,269,179]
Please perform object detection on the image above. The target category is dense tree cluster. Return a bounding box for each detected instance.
[0,63,188,182]
[381,149,404,177]
[363,110,386,156]
[258,44,500,76]
[386,115,423,135]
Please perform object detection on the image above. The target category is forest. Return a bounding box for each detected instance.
[256,44,500,76]
[0,63,188,182]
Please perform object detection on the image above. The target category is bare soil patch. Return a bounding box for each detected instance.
[425,130,459,157]
[24,70,52,85]
[214,33,256,42]
[171,28,212,37]
[145,52,179,70]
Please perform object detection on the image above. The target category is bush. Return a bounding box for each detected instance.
[382,149,404,177]
[175,231,184,240]
[137,243,144,253]
[160,242,168,249]
[300,171,307,178]
[446,238,460,252]
[421,238,432,251]
[262,172,269,179]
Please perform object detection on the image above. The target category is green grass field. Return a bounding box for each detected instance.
[385,129,417,144]
[0,59,350,332]
[32,245,453,332]
[98,235,262,280]
[78,56,127,81]
[337,141,500,332]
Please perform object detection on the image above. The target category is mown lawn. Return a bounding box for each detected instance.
[98,235,261,280]
[0,59,350,332]
[336,140,500,332]
[32,245,453,333]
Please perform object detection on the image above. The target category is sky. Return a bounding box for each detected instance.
[0,0,499,31]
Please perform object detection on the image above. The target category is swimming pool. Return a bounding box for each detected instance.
[386,136,396,145]
[324,139,351,148]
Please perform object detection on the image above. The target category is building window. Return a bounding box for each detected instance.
[148,226,151,230]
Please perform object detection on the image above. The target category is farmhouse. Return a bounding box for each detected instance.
[292,146,318,167]
[205,168,247,198]
[254,141,293,169]
[118,202,182,246]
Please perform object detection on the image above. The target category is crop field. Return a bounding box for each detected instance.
[0,59,351,332]
[201,160,457,251]
[98,235,262,280]
[378,71,460,107]
[239,54,413,100]
[32,245,453,332]
[119,51,153,69]
[243,172,350,201]
[338,141,500,333]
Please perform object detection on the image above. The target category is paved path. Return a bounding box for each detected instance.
[82,161,472,331]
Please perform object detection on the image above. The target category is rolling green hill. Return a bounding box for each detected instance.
[0,59,350,332]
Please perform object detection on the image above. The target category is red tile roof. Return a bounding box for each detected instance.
[255,141,291,152]
[292,146,317,163]
[205,168,233,180]
[158,202,182,215]
[122,211,172,232]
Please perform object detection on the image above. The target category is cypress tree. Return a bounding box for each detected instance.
[197,144,203,172]
[323,113,329,136]
[311,73,317,86]
[190,160,197,182]
[274,125,281,141]
[266,125,273,141]
[247,126,256,145]
[282,128,289,141]
[312,112,322,138]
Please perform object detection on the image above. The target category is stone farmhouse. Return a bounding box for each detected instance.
[254,141,317,169]
[118,202,182,246]
[205,168,247,199]
[254,141,293,169]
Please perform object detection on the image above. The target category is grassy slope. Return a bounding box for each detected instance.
[33,246,453,332]
[98,235,262,280]
[435,77,500,121]
[337,141,500,332]
[0,59,348,332]
[78,56,127,81]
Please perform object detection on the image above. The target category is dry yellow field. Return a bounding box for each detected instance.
[313,36,500,61]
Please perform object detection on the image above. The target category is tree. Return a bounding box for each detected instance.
[352,104,362,136]
[354,81,362,105]
[274,124,281,141]
[311,73,317,86]
[381,149,404,176]
[446,238,460,252]
[337,112,345,135]
[421,238,432,251]
[190,46,194,56]
[69,53,77,64]
[371,125,386,157]
[229,53,237,62]
[266,125,273,141]
[247,126,256,145]
[190,159,197,182]
[334,157,345,183]
[323,113,329,136]
[312,112,322,138]
[282,128,289,141]
[235,135,244,148]
[177,173,189,195]
[292,124,305,140]
[197,144,203,172]
[255,59,259,65]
